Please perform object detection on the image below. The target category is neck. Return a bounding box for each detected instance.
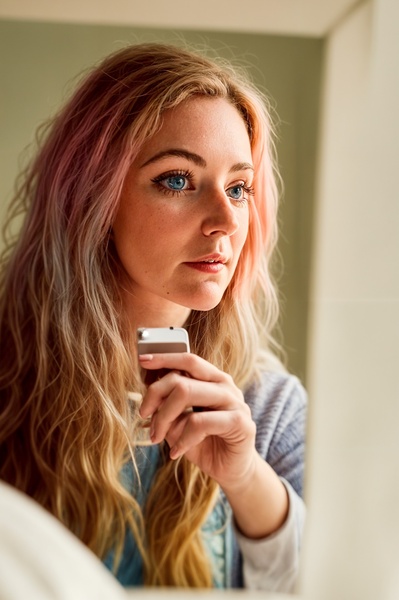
[120,288,191,332]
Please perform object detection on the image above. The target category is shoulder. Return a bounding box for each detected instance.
[244,370,307,423]
[243,371,307,490]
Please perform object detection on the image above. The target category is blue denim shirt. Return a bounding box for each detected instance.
[103,444,233,587]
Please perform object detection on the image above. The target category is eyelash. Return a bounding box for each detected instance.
[151,169,254,204]
[151,169,194,197]
[229,184,255,205]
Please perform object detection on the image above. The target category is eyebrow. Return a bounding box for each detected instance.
[140,148,254,173]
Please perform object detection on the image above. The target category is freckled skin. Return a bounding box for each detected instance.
[112,97,252,327]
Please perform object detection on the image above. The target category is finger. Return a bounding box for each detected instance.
[142,373,220,442]
[149,380,234,444]
[168,407,255,459]
[138,352,227,384]
[140,370,242,424]
[150,377,196,444]
[139,370,190,419]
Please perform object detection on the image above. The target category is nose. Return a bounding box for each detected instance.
[200,188,240,238]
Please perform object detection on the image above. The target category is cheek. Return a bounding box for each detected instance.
[115,214,176,270]
[114,199,157,247]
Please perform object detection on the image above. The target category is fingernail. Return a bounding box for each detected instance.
[138,354,153,361]
[169,445,181,459]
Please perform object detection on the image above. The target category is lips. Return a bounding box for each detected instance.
[183,253,228,274]
[190,253,227,264]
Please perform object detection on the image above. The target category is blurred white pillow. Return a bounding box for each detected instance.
[0,480,128,600]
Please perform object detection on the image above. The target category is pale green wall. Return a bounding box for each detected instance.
[0,19,323,381]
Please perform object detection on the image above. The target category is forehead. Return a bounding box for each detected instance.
[136,96,252,165]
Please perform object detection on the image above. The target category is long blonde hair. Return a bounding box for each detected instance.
[0,43,281,586]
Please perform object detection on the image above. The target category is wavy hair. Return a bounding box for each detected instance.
[0,43,282,587]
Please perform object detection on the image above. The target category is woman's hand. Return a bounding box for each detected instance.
[139,351,289,538]
[139,351,289,539]
[138,352,257,490]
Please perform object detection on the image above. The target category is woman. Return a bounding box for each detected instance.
[0,43,306,591]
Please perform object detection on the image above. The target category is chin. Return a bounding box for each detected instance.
[188,300,222,312]
[181,294,225,312]
[168,282,229,312]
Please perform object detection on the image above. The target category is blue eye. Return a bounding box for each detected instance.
[152,170,194,195]
[227,183,254,203]
[165,175,187,190]
[228,185,244,200]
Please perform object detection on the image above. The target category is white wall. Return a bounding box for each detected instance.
[302,0,399,598]
[0,0,359,37]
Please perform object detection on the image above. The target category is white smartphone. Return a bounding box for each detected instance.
[137,327,196,404]
[137,327,190,355]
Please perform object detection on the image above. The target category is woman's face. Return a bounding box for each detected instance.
[112,96,253,324]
